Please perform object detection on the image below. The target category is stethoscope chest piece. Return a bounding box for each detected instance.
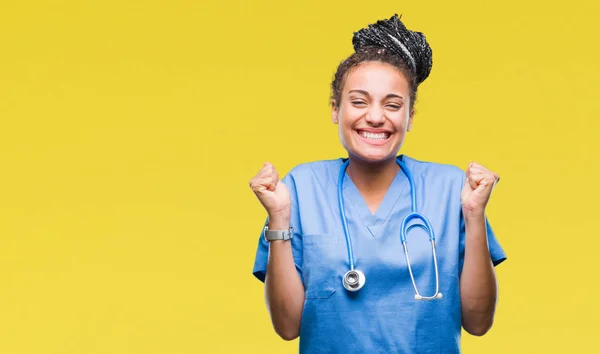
[342,270,366,292]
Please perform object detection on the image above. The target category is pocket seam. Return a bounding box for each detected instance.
[302,233,337,300]
[305,288,336,300]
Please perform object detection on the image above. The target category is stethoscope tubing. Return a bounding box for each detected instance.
[337,156,442,299]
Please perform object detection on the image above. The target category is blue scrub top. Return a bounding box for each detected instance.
[252,155,506,353]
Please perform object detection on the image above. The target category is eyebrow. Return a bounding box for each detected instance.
[348,90,404,100]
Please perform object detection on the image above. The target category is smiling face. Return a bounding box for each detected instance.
[332,61,414,164]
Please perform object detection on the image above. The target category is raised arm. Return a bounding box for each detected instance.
[250,163,305,340]
[459,162,501,336]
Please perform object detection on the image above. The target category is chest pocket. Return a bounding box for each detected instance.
[302,233,339,300]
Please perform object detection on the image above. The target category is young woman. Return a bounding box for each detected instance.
[249,14,506,353]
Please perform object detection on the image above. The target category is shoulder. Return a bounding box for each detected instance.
[402,155,465,184]
[280,159,344,197]
[285,158,344,181]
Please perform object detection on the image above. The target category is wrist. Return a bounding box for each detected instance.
[463,211,486,238]
[462,207,485,221]
[268,212,290,229]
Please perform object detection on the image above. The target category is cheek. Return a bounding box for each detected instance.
[338,110,359,130]
[401,105,412,123]
[340,121,355,142]
[342,104,367,122]
[390,111,409,129]
[337,114,359,147]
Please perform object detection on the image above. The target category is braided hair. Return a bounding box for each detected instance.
[331,14,433,110]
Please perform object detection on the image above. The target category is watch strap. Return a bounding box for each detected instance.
[263,225,293,242]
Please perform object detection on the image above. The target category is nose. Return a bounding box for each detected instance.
[365,106,385,126]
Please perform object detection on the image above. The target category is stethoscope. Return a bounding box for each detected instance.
[338,156,443,300]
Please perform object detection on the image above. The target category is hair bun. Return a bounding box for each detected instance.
[352,14,433,84]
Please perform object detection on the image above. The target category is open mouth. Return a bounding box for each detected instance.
[356,130,391,141]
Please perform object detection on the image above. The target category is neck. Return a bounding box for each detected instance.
[347,156,400,196]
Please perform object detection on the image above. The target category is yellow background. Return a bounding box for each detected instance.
[1,0,598,353]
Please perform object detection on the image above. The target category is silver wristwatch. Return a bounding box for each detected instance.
[263,224,294,242]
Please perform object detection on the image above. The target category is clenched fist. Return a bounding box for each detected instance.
[461,162,500,217]
[249,162,291,220]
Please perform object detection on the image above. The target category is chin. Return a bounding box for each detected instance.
[351,150,396,164]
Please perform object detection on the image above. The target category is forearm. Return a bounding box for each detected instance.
[459,213,498,336]
[264,216,305,341]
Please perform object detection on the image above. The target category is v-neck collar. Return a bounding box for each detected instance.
[341,156,411,238]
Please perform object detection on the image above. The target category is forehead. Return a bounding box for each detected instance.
[344,61,410,95]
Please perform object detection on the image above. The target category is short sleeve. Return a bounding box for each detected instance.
[251,172,304,283]
[458,213,507,274]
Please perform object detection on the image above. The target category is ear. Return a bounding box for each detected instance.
[331,100,339,124]
[407,108,415,132]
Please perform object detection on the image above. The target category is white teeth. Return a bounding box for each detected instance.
[360,131,389,140]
